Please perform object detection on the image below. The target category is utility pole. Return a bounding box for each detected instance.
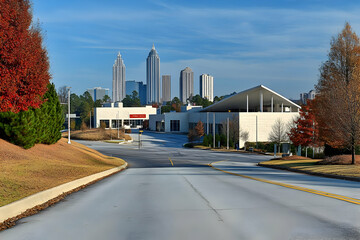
[139,130,143,149]
[90,110,92,129]
[117,112,120,139]
[227,117,229,150]
[66,87,71,144]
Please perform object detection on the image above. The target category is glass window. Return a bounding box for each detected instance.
[170,120,180,131]
[100,120,109,128]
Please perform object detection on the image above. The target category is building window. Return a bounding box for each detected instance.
[100,120,109,128]
[170,120,180,131]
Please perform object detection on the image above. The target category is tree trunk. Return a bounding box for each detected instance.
[351,144,355,165]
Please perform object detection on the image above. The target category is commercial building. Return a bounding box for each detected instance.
[112,52,126,102]
[200,74,214,102]
[162,75,171,103]
[179,67,194,104]
[126,80,147,105]
[87,87,110,101]
[94,102,157,129]
[149,85,300,147]
[146,44,160,104]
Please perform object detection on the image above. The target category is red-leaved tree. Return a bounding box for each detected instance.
[0,0,50,113]
[289,100,319,148]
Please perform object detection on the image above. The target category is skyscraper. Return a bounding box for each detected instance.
[126,80,147,105]
[179,67,194,104]
[87,87,110,101]
[112,52,126,102]
[200,74,214,102]
[162,75,171,103]
[146,44,160,104]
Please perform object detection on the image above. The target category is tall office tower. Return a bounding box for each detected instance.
[199,74,214,102]
[87,87,110,101]
[146,44,160,104]
[179,67,194,104]
[112,52,126,102]
[126,80,147,105]
[162,75,171,103]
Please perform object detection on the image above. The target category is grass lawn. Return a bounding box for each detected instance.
[0,138,125,207]
[259,159,360,179]
[62,128,132,141]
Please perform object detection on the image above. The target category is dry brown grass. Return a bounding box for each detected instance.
[0,138,125,207]
[318,155,360,165]
[259,158,360,179]
[62,128,132,141]
[271,155,312,160]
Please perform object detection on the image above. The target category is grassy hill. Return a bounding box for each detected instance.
[0,138,125,206]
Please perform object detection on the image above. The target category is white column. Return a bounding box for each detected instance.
[256,115,258,148]
[238,113,241,149]
[207,112,209,135]
[260,91,263,112]
[246,94,249,112]
[271,96,273,112]
[213,113,216,148]
[281,103,284,112]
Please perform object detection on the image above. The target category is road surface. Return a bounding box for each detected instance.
[1,131,360,239]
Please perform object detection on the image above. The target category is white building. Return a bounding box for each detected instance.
[113,52,126,102]
[179,67,194,104]
[149,85,300,147]
[94,102,157,129]
[200,74,214,102]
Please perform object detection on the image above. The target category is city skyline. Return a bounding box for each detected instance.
[112,52,126,102]
[146,44,161,104]
[179,67,194,104]
[200,74,214,102]
[30,0,360,99]
[162,75,171,103]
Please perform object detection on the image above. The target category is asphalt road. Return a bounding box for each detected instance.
[2,131,360,240]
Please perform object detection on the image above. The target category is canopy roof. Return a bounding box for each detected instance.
[202,85,301,113]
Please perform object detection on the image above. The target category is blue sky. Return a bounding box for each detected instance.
[31,0,360,99]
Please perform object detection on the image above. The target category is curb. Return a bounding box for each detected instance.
[258,163,360,182]
[0,162,127,229]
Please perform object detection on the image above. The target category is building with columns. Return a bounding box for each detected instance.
[112,52,126,102]
[146,44,160,104]
[149,85,300,147]
[179,67,194,104]
[200,74,214,102]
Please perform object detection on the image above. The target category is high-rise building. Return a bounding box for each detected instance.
[112,52,126,102]
[199,74,214,102]
[300,90,316,105]
[146,44,160,104]
[179,67,194,104]
[87,87,110,101]
[126,80,147,105]
[162,75,171,103]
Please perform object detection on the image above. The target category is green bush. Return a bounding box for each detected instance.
[0,83,64,149]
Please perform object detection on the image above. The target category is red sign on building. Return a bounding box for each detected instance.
[130,114,146,119]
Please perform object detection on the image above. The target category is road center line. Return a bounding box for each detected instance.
[210,163,360,205]
[169,157,174,166]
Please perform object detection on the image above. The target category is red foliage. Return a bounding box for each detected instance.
[289,101,319,147]
[0,0,50,113]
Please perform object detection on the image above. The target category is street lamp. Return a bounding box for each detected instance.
[66,87,71,144]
